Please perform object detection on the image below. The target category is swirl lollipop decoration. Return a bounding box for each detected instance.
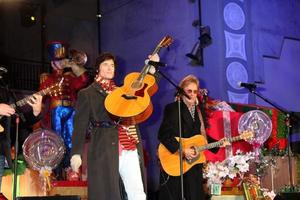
[238,110,272,156]
[22,129,65,190]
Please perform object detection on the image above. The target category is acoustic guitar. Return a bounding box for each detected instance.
[104,36,173,125]
[0,78,64,133]
[157,130,254,176]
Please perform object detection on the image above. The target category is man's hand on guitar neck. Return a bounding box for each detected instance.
[0,103,15,116]
[220,138,231,148]
[148,53,160,62]
[147,53,160,75]
[0,95,42,118]
[26,94,43,116]
[0,104,15,132]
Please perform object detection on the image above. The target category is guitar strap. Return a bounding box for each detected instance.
[222,111,233,157]
[196,105,207,139]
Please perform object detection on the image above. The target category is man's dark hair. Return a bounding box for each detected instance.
[94,52,117,70]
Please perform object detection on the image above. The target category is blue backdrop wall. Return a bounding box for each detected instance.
[99,0,300,191]
[1,0,300,193]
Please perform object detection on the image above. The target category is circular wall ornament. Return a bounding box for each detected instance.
[224,2,245,30]
[226,61,248,90]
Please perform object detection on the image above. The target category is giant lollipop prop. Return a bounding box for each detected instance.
[238,110,272,156]
[23,129,65,190]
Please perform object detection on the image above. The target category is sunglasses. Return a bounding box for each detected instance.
[185,89,198,94]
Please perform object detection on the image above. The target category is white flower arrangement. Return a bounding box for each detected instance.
[204,150,255,187]
[262,189,276,200]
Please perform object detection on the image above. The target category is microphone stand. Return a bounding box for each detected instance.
[245,86,300,190]
[13,114,20,200]
[153,67,189,200]
[0,78,25,200]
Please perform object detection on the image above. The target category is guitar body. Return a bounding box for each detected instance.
[158,135,207,176]
[158,130,254,176]
[104,35,172,125]
[104,72,158,125]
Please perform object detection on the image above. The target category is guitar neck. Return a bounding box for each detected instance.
[196,135,244,152]
[137,46,162,82]
[10,88,50,109]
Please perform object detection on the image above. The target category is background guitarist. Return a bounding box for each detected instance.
[157,75,230,200]
[0,93,42,194]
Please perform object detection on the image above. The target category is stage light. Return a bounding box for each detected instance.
[186,25,212,66]
[30,15,36,21]
[19,3,38,27]
[186,0,212,66]
[186,41,203,65]
[199,26,212,48]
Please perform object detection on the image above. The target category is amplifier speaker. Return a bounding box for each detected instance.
[16,196,80,200]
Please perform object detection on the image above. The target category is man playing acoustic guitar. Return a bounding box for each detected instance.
[157,75,231,200]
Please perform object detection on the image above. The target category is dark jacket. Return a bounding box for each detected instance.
[157,101,217,200]
[0,108,41,168]
[71,82,146,200]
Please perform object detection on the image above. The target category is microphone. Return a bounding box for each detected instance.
[145,59,167,67]
[0,66,8,73]
[238,82,257,89]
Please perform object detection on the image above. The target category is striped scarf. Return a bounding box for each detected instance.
[95,76,139,150]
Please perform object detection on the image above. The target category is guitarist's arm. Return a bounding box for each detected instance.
[22,94,43,126]
[0,103,15,117]
[157,103,180,154]
[147,53,160,79]
[71,89,90,157]
[0,94,43,128]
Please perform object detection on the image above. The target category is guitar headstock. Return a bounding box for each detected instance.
[240,130,255,141]
[47,78,64,96]
[158,35,173,48]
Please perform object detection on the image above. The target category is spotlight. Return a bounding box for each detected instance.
[186,25,212,66]
[19,3,38,27]
[30,15,36,21]
[199,26,212,48]
[186,41,203,65]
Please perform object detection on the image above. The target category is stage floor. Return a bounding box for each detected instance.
[1,169,87,200]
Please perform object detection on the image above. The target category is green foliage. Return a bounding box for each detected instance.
[3,159,27,176]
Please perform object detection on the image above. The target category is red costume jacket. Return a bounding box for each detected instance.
[39,70,89,128]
